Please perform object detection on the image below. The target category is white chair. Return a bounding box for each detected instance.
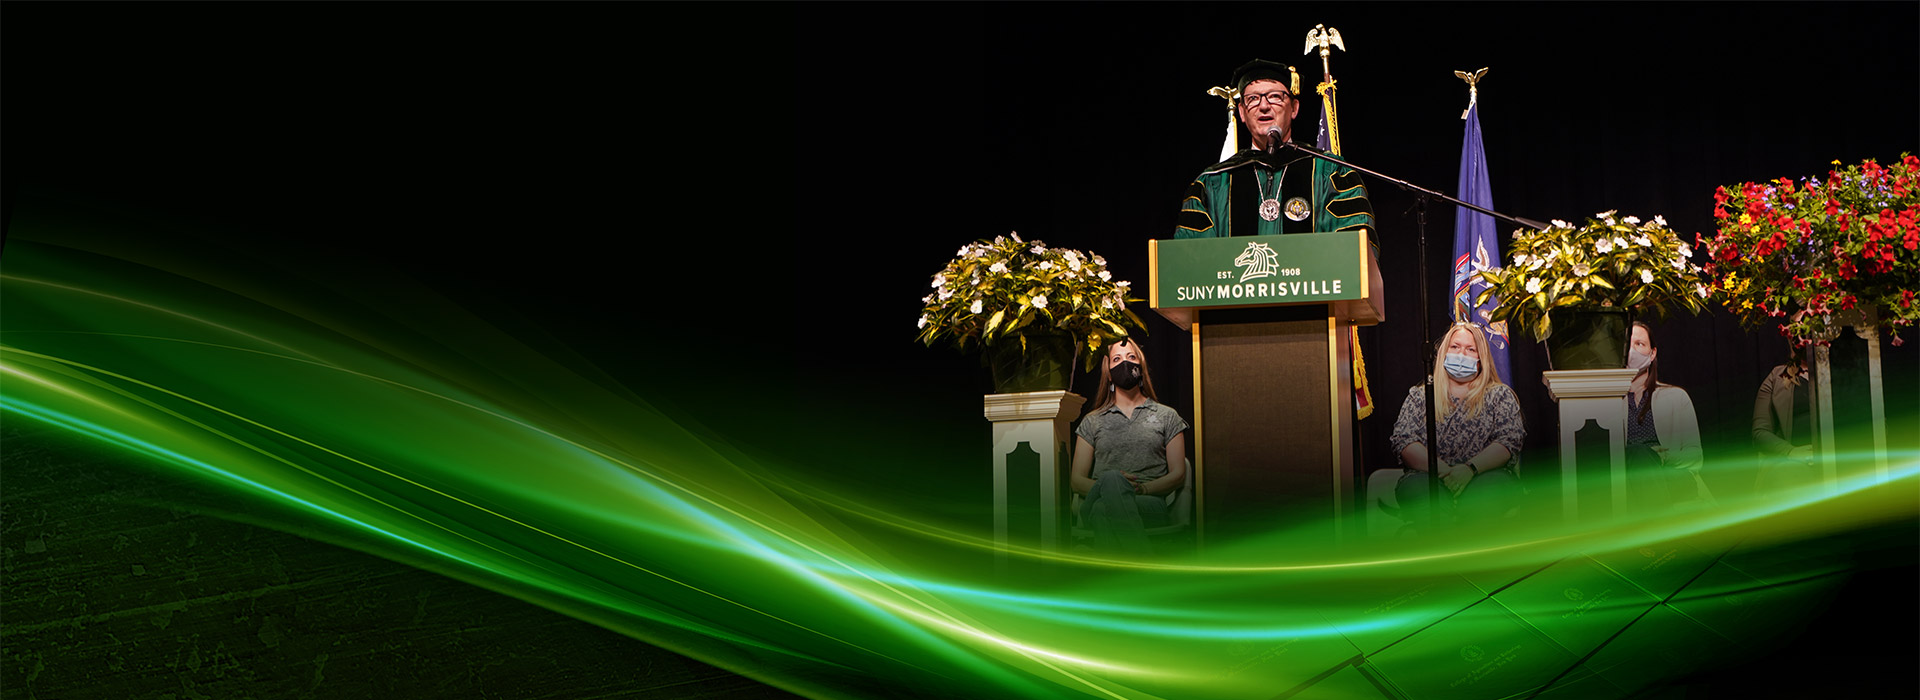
[1366,467,1411,539]
[1068,459,1195,548]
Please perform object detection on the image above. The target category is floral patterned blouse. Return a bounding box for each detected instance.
[1389,383,1526,469]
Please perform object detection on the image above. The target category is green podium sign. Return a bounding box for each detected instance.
[1149,231,1383,330]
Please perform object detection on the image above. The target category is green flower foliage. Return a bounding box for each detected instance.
[1473,212,1710,340]
[916,232,1146,371]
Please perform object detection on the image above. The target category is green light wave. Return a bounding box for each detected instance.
[3,233,1913,699]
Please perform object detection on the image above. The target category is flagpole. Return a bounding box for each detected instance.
[1305,25,1390,525]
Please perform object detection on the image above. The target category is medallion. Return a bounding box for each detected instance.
[1259,198,1282,222]
[1284,196,1311,222]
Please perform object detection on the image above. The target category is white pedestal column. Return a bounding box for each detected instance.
[1811,345,1839,485]
[1810,310,1891,486]
[984,390,1085,556]
[1543,369,1638,521]
[1857,324,1890,480]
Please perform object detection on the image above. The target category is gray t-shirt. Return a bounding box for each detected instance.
[1075,398,1190,480]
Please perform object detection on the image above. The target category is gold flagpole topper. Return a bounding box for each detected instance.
[1455,67,1488,119]
[1304,24,1345,80]
[1206,85,1240,160]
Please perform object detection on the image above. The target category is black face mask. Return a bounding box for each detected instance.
[1111,360,1144,390]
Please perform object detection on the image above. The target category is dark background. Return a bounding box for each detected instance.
[7,2,1917,698]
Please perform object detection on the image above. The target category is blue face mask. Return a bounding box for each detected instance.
[1443,353,1479,380]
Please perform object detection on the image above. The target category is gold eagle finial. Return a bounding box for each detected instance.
[1455,67,1489,118]
[1304,25,1346,88]
[1304,24,1345,57]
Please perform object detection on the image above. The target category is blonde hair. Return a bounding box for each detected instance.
[1432,323,1504,422]
[1087,337,1159,414]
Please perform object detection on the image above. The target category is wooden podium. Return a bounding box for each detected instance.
[1149,232,1384,546]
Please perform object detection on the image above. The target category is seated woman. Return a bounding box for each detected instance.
[1753,359,1818,491]
[1389,323,1525,528]
[1068,338,1189,555]
[1624,321,1714,508]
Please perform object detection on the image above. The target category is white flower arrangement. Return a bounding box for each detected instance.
[917,232,1145,369]
[1474,212,1711,339]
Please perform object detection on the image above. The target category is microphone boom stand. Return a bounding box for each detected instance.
[1268,141,1546,531]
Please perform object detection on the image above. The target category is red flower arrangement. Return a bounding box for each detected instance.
[1700,154,1920,348]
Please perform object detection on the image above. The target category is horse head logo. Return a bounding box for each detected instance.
[1235,242,1279,283]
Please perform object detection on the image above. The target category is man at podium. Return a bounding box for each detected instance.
[1173,59,1374,238]
[1153,58,1385,544]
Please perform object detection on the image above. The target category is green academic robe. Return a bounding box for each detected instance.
[1174,147,1374,239]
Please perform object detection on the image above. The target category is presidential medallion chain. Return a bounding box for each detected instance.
[1255,165,1288,222]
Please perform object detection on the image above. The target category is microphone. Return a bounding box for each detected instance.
[1265,128,1282,154]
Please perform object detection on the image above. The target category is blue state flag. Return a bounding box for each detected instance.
[1451,102,1512,383]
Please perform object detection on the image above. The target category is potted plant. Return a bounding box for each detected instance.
[1700,154,1919,349]
[916,232,1146,393]
[1472,212,1712,369]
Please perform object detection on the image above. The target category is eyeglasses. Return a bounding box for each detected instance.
[1239,91,1292,108]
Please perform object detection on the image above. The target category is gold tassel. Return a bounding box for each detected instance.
[1353,325,1374,420]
